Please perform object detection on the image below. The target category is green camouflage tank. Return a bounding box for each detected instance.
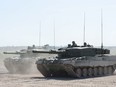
[33,41,116,78]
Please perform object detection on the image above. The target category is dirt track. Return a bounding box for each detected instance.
[1,72,116,87]
[1,53,116,87]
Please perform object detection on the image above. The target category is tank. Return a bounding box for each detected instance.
[33,41,116,78]
[3,45,56,74]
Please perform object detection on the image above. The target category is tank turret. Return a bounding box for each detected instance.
[33,42,110,59]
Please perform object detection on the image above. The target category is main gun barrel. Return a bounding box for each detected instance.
[32,50,64,54]
[3,51,25,54]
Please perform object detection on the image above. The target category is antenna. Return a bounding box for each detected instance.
[101,9,103,56]
[83,12,85,44]
[101,9,103,50]
[53,19,56,49]
[39,21,41,47]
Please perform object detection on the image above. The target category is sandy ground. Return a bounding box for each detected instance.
[1,52,116,87]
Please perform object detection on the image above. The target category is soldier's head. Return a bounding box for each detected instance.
[72,41,75,44]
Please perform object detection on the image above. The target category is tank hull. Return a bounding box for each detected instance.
[36,55,116,78]
[37,64,68,77]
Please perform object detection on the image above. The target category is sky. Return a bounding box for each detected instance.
[0,0,116,46]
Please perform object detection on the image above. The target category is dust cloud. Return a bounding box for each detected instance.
[0,47,116,87]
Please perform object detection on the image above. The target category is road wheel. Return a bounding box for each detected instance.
[93,67,98,77]
[98,67,103,76]
[82,68,87,78]
[76,68,82,78]
[103,66,107,75]
[88,68,93,77]
[108,66,113,75]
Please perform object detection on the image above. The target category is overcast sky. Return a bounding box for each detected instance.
[0,0,116,46]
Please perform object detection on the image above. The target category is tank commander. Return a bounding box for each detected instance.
[71,41,77,47]
[84,42,87,47]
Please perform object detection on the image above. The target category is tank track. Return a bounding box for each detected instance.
[65,65,115,78]
[37,64,115,78]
